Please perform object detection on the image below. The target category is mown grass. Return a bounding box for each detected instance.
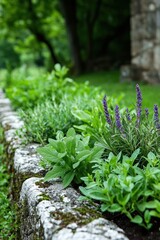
[75,70,160,111]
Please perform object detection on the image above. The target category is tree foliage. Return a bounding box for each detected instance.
[0,0,130,72]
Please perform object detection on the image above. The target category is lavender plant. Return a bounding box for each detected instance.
[100,84,160,162]
[73,84,160,162]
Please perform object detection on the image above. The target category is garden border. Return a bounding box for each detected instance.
[0,90,129,240]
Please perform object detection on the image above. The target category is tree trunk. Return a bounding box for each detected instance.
[86,0,102,61]
[60,0,83,74]
[30,30,58,64]
[26,0,58,65]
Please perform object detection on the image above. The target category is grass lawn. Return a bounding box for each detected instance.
[75,70,160,111]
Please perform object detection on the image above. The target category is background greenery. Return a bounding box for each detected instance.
[0,0,130,73]
[1,0,160,235]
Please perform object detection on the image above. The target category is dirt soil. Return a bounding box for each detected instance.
[103,212,160,240]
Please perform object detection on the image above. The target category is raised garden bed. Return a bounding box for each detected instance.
[0,90,128,240]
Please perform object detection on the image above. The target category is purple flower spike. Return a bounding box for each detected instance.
[136,84,142,126]
[154,104,160,129]
[115,105,122,131]
[102,95,112,125]
[126,108,131,121]
[145,108,149,118]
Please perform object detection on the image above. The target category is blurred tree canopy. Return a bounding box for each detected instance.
[0,0,130,73]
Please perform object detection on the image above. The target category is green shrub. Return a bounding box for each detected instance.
[20,86,101,144]
[38,128,104,188]
[5,64,74,110]
[80,150,160,229]
[73,84,160,163]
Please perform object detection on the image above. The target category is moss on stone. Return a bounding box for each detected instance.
[35,180,51,188]
[52,205,102,229]
[39,193,51,201]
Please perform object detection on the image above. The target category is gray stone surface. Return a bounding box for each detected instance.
[123,0,160,83]
[14,144,44,175]
[52,218,128,240]
[20,177,129,240]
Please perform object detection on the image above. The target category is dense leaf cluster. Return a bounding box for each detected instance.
[5,65,160,229]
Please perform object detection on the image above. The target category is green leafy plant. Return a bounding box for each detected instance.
[5,64,74,110]
[38,128,104,188]
[73,84,160,162]
[20,98,79,144]
[18,75,102,144]
[5,64,101,111]
[0,128,16,239]
[80,149,160,229]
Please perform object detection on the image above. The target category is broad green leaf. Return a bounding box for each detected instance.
[44,166,66,181]
[82,136,90,146]
[101,204,109,212]
[108,203,122,212]
[131,215,143,224]
[72,109,92,123]
[54,63,61,71]
[76,140,85,152]
[117,193,130,206]
[80,187,107,201]
[63,171,75,188]
[137,202,147,212]
[56,131,64,140]
[147,152,156,160]
[76,150,91,162]
[153,183,160,191]
[106,176,115,191]
[48,138,57,148]
[73,124,87,132]
[58,152,66,158]
[66,136,76,155]
[66,128,76,137]
[150,210,160,218]
[37,147,59,163]
[144,190,154,197]
[57,141,66,153]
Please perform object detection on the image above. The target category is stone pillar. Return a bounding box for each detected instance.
[131,0,160,83]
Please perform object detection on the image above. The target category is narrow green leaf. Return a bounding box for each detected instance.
[144,210,151,224]
[131,148,140,161]
[72,161,80,169]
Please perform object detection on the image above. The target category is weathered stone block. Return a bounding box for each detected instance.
[14,144,44,175]
[154,45,160,69]
[129,0,160,83]
[142,70,160,83]
[20,177,129,240]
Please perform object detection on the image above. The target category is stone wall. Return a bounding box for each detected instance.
[130,0,160,83]
[0,90,129,240]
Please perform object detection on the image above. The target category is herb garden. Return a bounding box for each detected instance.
[1,64,160,239]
